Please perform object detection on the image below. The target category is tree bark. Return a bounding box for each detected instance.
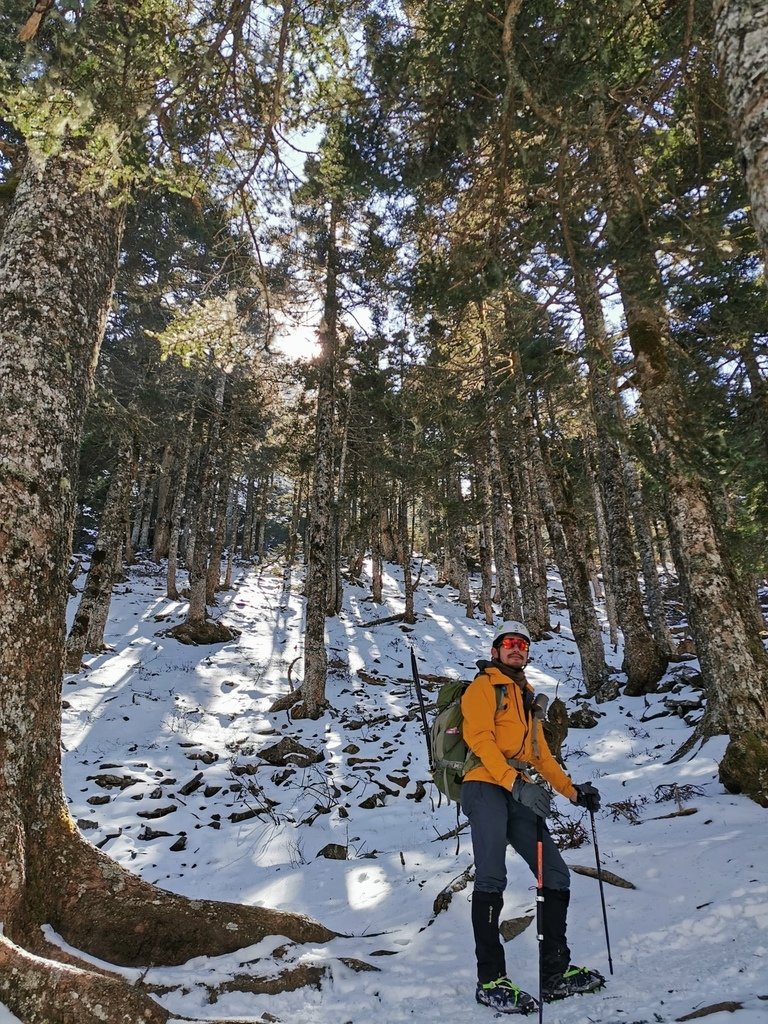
[510,345,611,696]
[714,0,768,267]
[557,173,667,693]
[476,462,496,624]
[478,302,523,620]
[597,104,768,801]
[65,439,133,671]
[621,452,674,656]
[445,465,474,617]
[166,404,196,600]
[300,201,339,719]
[0,149,335,1022]
[151,442,174,561]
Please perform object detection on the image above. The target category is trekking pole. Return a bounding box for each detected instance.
[536,813,544,1024]
[410,647,433,771]
[531,693,549,1024]
[590,810,614,975]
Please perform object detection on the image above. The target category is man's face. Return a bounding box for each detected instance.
[492,634,529,669]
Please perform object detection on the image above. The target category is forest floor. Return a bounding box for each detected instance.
[4,557,765,1023]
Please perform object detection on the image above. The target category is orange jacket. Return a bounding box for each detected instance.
[461,662,577,800]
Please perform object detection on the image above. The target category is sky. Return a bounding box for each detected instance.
[3,557,766,1023]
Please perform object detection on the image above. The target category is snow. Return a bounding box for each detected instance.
[5,558,767,1023]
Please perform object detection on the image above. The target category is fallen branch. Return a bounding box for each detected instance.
[432,866,474,917]
[676,1001,743,1021]
[360,612,406,627]
[568,864,636,889]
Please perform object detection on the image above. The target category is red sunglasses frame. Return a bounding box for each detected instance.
[498,635,529,652]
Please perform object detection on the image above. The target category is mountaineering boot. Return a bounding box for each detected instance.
[539,887,605,998]
[542,965,605,1001]
[540,887,571,980]
[476,977,538,1015]
[471,891,506,987]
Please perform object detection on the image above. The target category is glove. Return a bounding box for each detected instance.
[573,781,601,812]
[512,778,552,818]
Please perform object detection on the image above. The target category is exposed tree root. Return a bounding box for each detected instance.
[0,933,172,1024]
[269,685,303,713]
[21,821,337,969]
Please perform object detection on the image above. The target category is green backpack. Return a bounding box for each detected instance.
[430,679,505,803]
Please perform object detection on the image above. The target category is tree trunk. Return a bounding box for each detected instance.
[166,405,196,600]
[130,464,149,552]
[478,303,523,620]
[446,465,474,617]
[0,151,335,1022]
[242,474,256,560]
[399,488,416,624]
[597,105,768,802]
[558,174,667,693]
[509,343,610,695]
[714,0,768,266]
[621,452,674,656]
[589,451,620,648]
[371,490,384,603]
[299,202,339,719]
[151,442,174,561]
[65,439,133,672]
[476,463,496,625]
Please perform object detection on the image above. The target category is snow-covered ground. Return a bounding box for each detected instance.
[4,558,766,1023]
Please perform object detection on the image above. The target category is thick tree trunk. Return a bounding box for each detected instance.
[598,109,768,802]
[714,0,768,267]
[0,147,335,1024]
[65,439,132,671]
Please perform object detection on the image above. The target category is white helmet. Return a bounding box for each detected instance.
[492,620,531,649]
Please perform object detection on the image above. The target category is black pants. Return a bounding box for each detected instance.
[462,781,571,984]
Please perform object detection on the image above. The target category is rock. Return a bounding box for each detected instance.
[169,835,187,852]
[87,773,142,790]
[258,737,324,767]
[338,957,379,973]
[185,750,218,764]
[406,781,427,802]
[137,804,177,819]
[229,808,261,822]
[137,826,173,841]
[317,843,347,860]
[359,793,385,809]
[166,620,241,645]
[500,915,534,942]
[568,704,602,729]
[179,772,204,796]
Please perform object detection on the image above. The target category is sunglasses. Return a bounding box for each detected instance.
[498,635,529,652]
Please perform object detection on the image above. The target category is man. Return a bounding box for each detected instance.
[461,620,604,1015]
